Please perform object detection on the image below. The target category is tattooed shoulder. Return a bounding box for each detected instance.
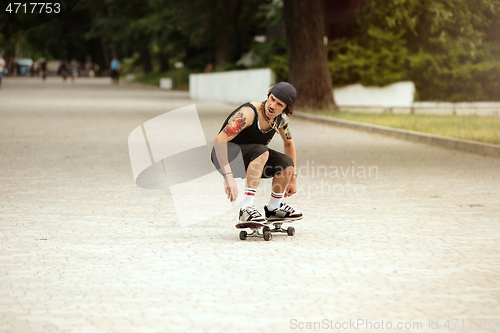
[223,111,247,137]
[281,114,292,140]
[280,114,289,129]
[285,126,292,140]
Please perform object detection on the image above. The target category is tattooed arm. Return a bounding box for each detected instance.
[278,114,297,197]
[219,108,253,140]
[213,107,254,202]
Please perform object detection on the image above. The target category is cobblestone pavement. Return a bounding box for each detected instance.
[1,77,499,333]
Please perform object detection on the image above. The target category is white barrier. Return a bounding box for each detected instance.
[160,78,173,90]
[189,72,499,116]
[189,68,274,104]
[333,81,416,108]
[412,102,500,116]
[333,81,500,116]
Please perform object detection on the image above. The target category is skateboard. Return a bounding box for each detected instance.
[235,219,300,241]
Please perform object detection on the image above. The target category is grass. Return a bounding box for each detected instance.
[130,67,194,90]
[302,110,500,145]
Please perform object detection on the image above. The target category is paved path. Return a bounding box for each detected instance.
[1,77,499,333]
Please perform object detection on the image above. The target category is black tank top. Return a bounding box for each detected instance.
[219,102,282,145]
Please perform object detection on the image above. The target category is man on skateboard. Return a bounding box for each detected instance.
[212,82,303,223]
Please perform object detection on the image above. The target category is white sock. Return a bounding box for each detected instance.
[241,188,257,209]
[268,191,283,211]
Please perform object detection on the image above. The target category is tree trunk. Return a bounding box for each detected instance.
[93,0,109,71]
[159,51,170,72]
[215,34,233,69]
[214,0,242,69]
[283,0,337,110]
[140,48,152,73]
[100,38,110,69]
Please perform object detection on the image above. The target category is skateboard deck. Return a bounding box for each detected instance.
[235,218,300,241]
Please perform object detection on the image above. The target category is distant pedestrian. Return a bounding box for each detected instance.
[110,56,121,85]
[40,58,47,81]
[69,59,78,83]
[91,63,99,77]
[204,63,213,73]
[84,58,92,77]
[0,54,5,89]
[58,60,69,81]
[7,58,15,76]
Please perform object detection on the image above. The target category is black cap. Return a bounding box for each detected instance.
[270,82,297,107]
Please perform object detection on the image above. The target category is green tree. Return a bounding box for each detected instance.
[23,2,100,62]
[329,0,500,101]
[177,0,265,70]
[329,27,410,87]
[0,11,8,52]
[85,0,160,72]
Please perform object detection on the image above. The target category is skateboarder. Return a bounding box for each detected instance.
[212,82,303,223]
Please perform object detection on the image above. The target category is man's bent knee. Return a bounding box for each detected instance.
[252,150,269,164]
[276,165,294,177]
[247,151,269,175]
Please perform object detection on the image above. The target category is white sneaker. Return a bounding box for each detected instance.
[264,203,303,221]
[239,205,266,223]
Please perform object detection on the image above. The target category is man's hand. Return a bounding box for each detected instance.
[224,175,238,202]
[284,177,297,198]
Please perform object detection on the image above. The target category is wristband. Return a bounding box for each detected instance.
[292,173,298,177]
[223,172,233,177]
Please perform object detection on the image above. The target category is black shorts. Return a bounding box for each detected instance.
[211,143,293,179]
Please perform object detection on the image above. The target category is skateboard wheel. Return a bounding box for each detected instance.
[263,226,270,233]
[263,231,272,241]
[239,231,247,240]
[287,227,295,236]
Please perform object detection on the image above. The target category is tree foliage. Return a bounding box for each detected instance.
[329,27,410,87]
[3,0,500,102]
[329,0,500,101]
[1,0,265,73]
